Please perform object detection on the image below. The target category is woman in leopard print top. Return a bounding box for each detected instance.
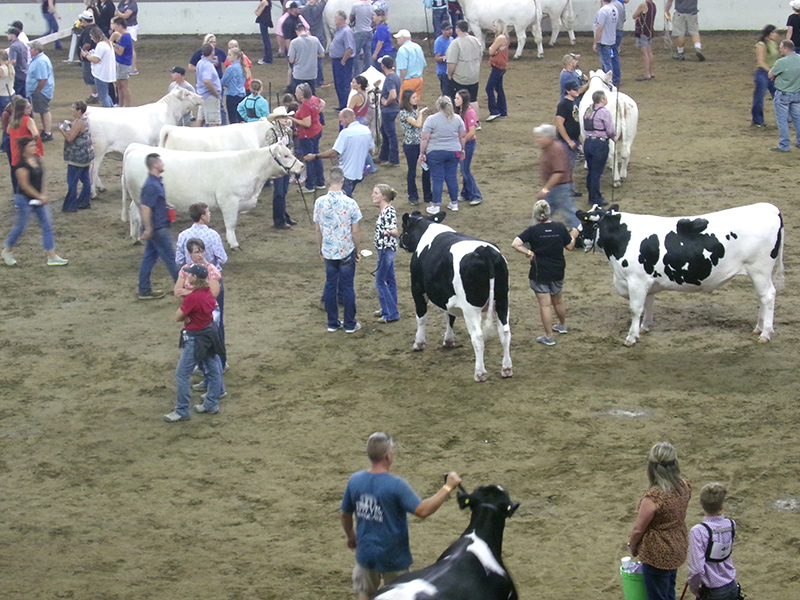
[628,442,692,600]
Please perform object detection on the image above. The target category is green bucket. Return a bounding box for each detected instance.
[620,567,647,600]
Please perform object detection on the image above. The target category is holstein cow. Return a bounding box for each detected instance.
[399,211,512,382]
[159,119,276,152]
[541,0,577,47]
[373,485,519,600]
[86,87,202,197]
[121,142,304,248]
[460,0,544,59]
[578,70,638,187]
[576,203,785,346]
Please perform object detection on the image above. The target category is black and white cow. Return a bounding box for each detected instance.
[576,203,785,346]
[373,485,519,600]
[399,212,512,382]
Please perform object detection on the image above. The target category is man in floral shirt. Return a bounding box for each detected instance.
[313,167,363,333]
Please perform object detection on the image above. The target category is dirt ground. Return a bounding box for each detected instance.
[1,31,799,600]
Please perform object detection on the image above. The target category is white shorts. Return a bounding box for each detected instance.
[128,24,138,41]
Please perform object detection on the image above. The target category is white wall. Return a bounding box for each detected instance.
[0,1,795,38]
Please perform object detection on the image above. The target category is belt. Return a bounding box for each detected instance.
[585,136,609,141]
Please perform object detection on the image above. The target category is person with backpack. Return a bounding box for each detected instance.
[237,79,270,122]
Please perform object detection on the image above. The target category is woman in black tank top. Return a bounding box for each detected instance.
[1,136,69,267]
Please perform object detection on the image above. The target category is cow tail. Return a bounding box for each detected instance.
[774,218,786,292]
[121,169,128,222]
[159,127,170,148]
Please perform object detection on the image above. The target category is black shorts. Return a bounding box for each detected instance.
[451,81,478,102]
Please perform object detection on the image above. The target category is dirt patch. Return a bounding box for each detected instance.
[1,32,798,600]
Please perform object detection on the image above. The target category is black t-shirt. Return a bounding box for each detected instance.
[256,0,273,26]
[788,14,800,48]
[556,97,580,144]
[79,24,99,60]
[518,221,572,282]
[283,14,302,40]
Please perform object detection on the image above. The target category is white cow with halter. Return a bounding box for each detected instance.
[578,69,639,187]
[459,0,544,59]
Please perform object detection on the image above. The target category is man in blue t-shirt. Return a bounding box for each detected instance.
[433,22,453,95]
[341,432,461,600]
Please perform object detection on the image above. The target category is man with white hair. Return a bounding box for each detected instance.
[532,123,579,229]
[394,29,426,99]
[665,0,704,61]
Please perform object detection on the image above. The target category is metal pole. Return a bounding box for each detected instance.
[296,179,313,223]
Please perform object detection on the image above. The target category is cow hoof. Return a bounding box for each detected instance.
[474,372,488,382]
[501,368,513,378]
[570,40,577,46]
[623,339,636,347]
[752,328,762,335]
[613,181,621,188]
[537,53,544,59]
[97,185,106,193]
[412,343,425,352]
[548,42,555,47]
[132,239,142,246]
[443,340,456,348]
[757,336,770,344]
[231,246,242,252]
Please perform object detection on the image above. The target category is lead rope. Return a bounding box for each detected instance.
[610,82,620,206]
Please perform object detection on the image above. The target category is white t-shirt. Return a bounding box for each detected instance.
[90,41,117,83]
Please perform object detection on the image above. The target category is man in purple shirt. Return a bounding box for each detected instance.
[196,44,222,126]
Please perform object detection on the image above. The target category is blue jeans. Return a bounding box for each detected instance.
[403,143,431,203]
[613,31,623,85]
[272,174,292,226]
[175,333,224,418]
[546,183,580,228]
[485,66,507,117]
[773,89,800,151]
[427,150,459,206]
[138,227,179,296]
[379,110,399,164]
[438,72,449,96]
[43,12,62,49]
[343,177,362,198]
[597,44,618,85]
[642,564,677,600]
[752,68,775,125]
[324,251,357,330]
[316,57,324,86]
[259,23,273,63]
[0,95,10,114]
[216,280,226,368]
[332,57,354,110]
[698,581,739,600]
[375,249,399,320]
[432,8,449,39]
[459,139,482,202]
[95,78,113,107]
[353,31,373,77]
[584,137,609,203]
[63,164,91,211]
[299,133,324,189]
[6,193,55,250]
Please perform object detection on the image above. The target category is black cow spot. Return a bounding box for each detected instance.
[638,234,660,276]
[621,259,628,267]
[731,232,738,239]
[725,234,730,240]
[598,214,631,261]
[662,218,725,285]
[771,213,783,259]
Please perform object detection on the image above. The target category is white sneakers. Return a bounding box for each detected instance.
[426,205,440,214]
[47,256,69,266]
[2,250,16,266]
[447,203,459,212]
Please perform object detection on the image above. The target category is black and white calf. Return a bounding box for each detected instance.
[373,485,519,600]
[576,203,785,346]
[399,212,512,382]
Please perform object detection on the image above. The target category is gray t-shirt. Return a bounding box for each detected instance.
[594,4,619,45]
[612,0,626,29]
[289,34,325,81]
[423,112,466,153]
[350,1,374,33]
[302,3,327,44]
[674,0,698,15]
[446,34,483,86]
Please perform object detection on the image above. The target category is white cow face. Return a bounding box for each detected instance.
[272,142,305,176]
[171,86,203,107]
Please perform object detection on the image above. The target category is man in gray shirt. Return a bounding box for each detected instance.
[289,22,325,92]
[350,0,374,76]
[6,27,29,97]
[593,0,620,86]
[302,0,328,87]
[612,0,628,86]
[665,0,704,61]
[446,20,483,114]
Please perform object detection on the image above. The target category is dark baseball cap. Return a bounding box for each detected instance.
[170,66,186,75]
[7,27,21,36]
[10,21,23,30]
[564,81,580,92]
[185,263,209,279]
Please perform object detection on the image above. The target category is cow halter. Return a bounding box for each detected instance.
[269,144,301,174]
[590,74,615,93]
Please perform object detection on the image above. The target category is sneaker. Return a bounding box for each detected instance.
[373,309,383,316]
[469,199,483,206]
[327,324,343,332]
[672,52,685,61]
[193,404,219,414]
[695,49,705,61]
[273,223,292,230]
[447,203,459,211]
[316,185,328,190]
[130,69,139,75]
[536,335,556,346]
[376,317,399,323]
[138,290,166,300]
[2,250,17,266]
[635,75,652,82]
[426,205,440,214]
[40,132,54,142]
[770,146,790,152]
[163,411,190,423]
[345,322,362,333]
[47,255,69,266]
[457,196,466,202]
[552,324,568,334]
[476,121,482,131]
[257,59,271,65]
[409,198,420,206]
[86,95,100,104]
[319,82,332,88]
[192,381,207,391]
[486,114,501,122]
[200,391,227,401]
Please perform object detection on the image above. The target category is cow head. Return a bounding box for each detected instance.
[269,141,305,176]
[575,204,620,251]
[399,211,446,253]
[457,485,519,518]
[587,69,615,93]
[165,86,203,108]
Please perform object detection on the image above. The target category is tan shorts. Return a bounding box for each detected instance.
[352,564,406,597]
[201,95,221,125]
[672,12,699,38]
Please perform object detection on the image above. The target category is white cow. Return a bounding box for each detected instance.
[576,203,785,346]
[121,142,304,248]
[87,87,202,197]
[159,119,277,152]
[578,70,638,187]
[460,0,544,59]
[541,0,576,47]
[323,0,359,41]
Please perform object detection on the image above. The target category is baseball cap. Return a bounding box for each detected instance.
[185,263,209,279]
[80,10,94,20]
[564,81,579,92]
[393,29,411,39]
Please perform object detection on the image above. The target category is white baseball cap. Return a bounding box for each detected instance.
[393,29,411,39]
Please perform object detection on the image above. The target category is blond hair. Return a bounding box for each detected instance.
[700,482,727,514]
[647,442,684,493]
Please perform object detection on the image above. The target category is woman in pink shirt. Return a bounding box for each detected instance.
[454,89,483,206]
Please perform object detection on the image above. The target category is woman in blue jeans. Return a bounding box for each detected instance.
[418,95,465,214]
[371,184,400,322]
[582,90,616,207]
[752,24,780,127]
[454,89,483,206]
[2,137,68,267]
